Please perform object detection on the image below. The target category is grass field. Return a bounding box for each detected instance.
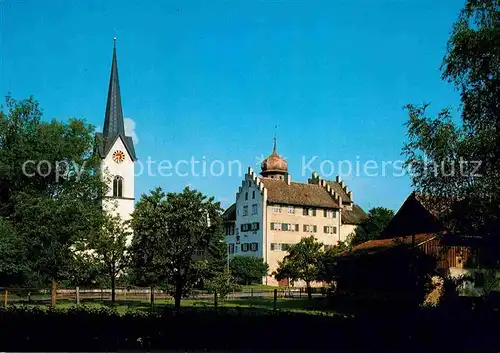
[6,296,338,316]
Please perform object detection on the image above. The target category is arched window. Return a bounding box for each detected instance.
[113,176,123,197]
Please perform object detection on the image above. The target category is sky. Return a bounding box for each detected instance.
[1,0,466,212]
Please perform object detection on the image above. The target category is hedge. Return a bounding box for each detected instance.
[0,305,499,350]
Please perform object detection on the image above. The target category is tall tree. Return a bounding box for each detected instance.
[130,186,223,310]
[403,0,500,262]
[351,207,395,246]
[84,212,130,304]
[273,236,323,300]
[128,188,169,305]
[0,96,106,305]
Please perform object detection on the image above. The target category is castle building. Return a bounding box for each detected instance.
[223,139,366,286]
[95,39,136,237]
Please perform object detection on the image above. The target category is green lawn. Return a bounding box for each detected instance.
[238,284,278,291]
[7,296,338,316]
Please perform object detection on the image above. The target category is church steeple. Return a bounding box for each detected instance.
[103,37,125,139]
[96,38,136,161]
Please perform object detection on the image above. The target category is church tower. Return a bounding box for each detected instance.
[95,38,136,227]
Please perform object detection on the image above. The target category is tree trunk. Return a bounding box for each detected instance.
[150,286,155,308]
[50,278,57,308]
[174,281,182,311]
[111,275,116,304]
[306,282,312,301]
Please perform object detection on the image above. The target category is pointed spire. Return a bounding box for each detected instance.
[103,37,125,139]
[272,124,278,155]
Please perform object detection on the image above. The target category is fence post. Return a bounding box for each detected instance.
[4,290,7,308]
[214,290,218,308]
[273,289,277,311]
[251,288,253,298]
[299,288,302,298]
[76,287,80,305]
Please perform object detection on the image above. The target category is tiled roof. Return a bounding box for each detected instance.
[260,178,339,208]
[340,233,436,258]
[325,180,352,203]
[342,204,367,225]
[222,203,236,221]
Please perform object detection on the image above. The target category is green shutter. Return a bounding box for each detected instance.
[313,225,317,232]
[303,208,307,216]
[324,209,327,217]
[324,226,327,233]
[271,222,275,230]
[295,224,299,232]
[312,208,316,216]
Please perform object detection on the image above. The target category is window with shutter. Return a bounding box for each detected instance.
[282,223,289,231]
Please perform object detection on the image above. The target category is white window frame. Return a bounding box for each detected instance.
[273,205,281,213]
[243,205,249,216]
[288,206,295,214]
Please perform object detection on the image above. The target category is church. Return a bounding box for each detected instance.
[223,140,366,286]
[95,39,136,237]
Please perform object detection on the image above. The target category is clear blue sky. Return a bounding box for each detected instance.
[1,0,465,212]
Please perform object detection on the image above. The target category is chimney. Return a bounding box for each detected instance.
[286,173,291,185]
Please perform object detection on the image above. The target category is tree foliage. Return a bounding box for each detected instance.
[351,207,395,246]
[0,96,106,305]
[129,186,223,310]
[83,212,131,303]
[274,236,323,300]
[229,256,269,285]
[403,0,500,257]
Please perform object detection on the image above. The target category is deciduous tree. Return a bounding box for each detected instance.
[229,256,269,285]
[403,0,500,262]
[351,207,394,246]
[0,96,106,305]
[273,236,323,300]
[130,186,223,310]
[84,212,130,303]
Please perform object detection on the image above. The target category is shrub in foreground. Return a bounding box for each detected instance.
[0,305,499,350]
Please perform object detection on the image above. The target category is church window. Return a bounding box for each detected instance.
[113,176,123,197]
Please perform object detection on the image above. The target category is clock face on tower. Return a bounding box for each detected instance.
[112,150,125,164]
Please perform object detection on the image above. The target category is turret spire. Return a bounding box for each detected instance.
[103,37,125,139]
[96,38,137,161]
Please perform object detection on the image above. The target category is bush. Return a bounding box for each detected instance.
[1,304,500,350]
[229,256,268,285]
